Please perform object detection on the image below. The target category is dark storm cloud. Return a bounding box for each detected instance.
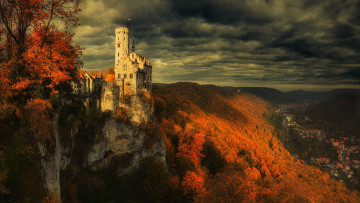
[74,0,360,90]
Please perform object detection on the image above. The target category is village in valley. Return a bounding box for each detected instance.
[276,103,360,188]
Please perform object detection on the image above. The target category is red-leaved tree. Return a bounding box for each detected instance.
[0,0,81,105]
[0,0,81,138]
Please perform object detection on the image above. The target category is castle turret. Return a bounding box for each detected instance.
[132,36,135,53]
[115,27,129,66]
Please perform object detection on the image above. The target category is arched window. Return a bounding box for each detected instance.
[124,73,127,78]
[130,73,133,78]
[118,52,119,57]
[118,73,120,79]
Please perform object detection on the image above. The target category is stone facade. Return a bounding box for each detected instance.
[114,27,152,98]
[71,25,153,113]
[71,72,95,95]
[100,82,118,112]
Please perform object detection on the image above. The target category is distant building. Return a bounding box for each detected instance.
[284,114,294,122]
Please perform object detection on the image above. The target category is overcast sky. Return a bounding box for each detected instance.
[73,0,360,91]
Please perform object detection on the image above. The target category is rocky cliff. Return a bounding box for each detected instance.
[39,93,166,200]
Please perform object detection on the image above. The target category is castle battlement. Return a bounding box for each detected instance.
[115,27,129,33]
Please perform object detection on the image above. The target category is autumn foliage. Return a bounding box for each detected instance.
[0,0,81,138]
[153,82,360,202]
[0,1,81,201]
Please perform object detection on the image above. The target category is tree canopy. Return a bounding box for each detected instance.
[0,0,82,114]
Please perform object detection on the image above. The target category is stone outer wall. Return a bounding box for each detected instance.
[101,82,118,112]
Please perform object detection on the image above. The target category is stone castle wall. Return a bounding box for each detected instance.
[100,82,118,112]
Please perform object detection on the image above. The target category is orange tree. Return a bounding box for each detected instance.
[0,0,81,115]
[0,0,81,138]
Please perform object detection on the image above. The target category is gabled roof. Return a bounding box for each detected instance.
[105,74,115,82]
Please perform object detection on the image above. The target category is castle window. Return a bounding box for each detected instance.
[118,52,119,57]
[130,73,133,78]
[118,73,120,79]
[117,44,120,48]
[127,82,131,86]
[124,73,127,78]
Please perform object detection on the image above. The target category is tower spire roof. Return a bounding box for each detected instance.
[132,36,135,52]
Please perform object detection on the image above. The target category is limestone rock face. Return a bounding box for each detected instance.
[87,118,165,174]
[40,94,165,201]
[120,93,153,126]
[87,93,164,174]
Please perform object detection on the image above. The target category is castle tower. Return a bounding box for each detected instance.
[115,27,129,66]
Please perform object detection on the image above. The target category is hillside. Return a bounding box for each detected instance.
[286,89,360,103]
[307,91,360,138]
[237,87,294,104]
[153,82,359,202]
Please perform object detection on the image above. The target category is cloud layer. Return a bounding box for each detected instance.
[73,0,360,90]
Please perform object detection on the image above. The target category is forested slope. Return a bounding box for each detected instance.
[153,82,359,202]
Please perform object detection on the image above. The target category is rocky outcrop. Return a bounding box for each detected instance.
[37,114,62,201]
[87,118,165,174]
[119,92,153,126]
[87,93,165,174]
[39,93,165,201]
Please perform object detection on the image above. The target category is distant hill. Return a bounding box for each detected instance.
[307,91,360,137]
[152,82,359,202]
[153,82,168,86]
[225,87,360,104]
[286,90,331,102]
[237,87,294,104]
[286,89,360,103]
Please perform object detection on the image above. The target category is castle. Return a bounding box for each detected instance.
[114,27,152,97]
[71,26,153,112]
